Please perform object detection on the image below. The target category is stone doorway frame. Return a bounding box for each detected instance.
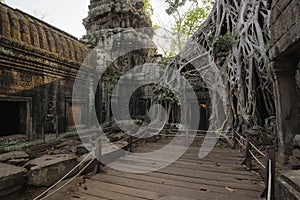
[272,49,300,165]
[0,95,32,138]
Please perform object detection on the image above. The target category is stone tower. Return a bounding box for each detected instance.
[81,0,157,124]
[81,0,154,47]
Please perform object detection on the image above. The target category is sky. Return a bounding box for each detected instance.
[5,0,172,40]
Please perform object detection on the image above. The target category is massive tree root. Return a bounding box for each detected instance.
[166,0,275,140]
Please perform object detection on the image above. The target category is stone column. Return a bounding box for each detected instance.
[273,57,299,165]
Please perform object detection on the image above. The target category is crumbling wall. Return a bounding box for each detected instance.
[269,0,300,166]
[81,0,157,124]
[0,3,90,140]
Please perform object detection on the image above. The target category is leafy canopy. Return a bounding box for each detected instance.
[162,0,214,56]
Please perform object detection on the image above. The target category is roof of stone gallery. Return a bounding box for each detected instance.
[0,3,89,64]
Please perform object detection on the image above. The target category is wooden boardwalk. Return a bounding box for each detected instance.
[72,142,264,200]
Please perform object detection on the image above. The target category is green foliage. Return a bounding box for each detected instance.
[166,0,213,36]
[213,33,234,59]
[153,84,180,105]
[163,0,213,55]
[165,0,197,15]
[178,5,211,36]
[144,0,153,17]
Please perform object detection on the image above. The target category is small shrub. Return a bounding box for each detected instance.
[213,33,234,59]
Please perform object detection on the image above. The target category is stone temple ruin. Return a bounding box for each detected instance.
[81,0,158,125]
[0,3,89,139]
[0,0,163,142]
[0,0,299,199]
[0,0,206,197]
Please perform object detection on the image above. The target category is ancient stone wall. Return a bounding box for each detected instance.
[81,0,157,124]
[269,0,300,165]
[0,3,90,140]
[269,0,300,60]
[0,5,88,62]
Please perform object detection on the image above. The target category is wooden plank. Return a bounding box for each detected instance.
[104,169,262,197]
[121,154,256,176]
[135,143,240,154]
[92,173,260,200]
[84,179,195,200]
[130,147,245,165]
[78,182,146,200]
[71,192,109,200]
[124,153,246,170]
[125,169,263,191]
[107,161,261,182]
[73,142,264,200]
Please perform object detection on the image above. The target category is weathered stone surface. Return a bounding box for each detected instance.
[289,156,300,170]
[0,163,27,197]
[269,0,300,59]
[277,170,300,200]
[0,3,88,63]
[78,153,97,174]
[7,158,30,166]
[0,151,29,162]
[0,3,92,141]
[292,148,300,158]
[293,135,300,147]
[269,0,300,166]
[75,144,90,155]
[26,154,78,186]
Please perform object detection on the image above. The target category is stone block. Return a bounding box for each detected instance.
[277,170,300,200]
[293,135,300,147]
[0,151,29,162]
[78,153,97,174]
[269,21,300,60]
[0,163,27,197]
[289,156,300,170]
[269,0,300,58]
[7,158,30,166]
[271,0,294,24]
[75,144,90,156]
[26,154,78,186]
[292,149,300,158]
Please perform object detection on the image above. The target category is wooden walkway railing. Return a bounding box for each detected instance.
[33,127,269,199]
[234,131,275,200]
[69,141,264,200]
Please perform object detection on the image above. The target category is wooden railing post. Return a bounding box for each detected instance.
[242,134,252,169]
[266,146,275,200]
[93,136,102,175]
[128,135,133,152]
[185,127,189,147]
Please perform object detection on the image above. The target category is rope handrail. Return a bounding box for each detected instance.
[235,131,247,141]
[39,157,96,200]
[249,150,266,168]
[233,130,275,200]
[249,141,266,157]
[34,149,95,200]
[235,137,246,148]
[154,133,233,138]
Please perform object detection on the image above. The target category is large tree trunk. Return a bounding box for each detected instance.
[165,0,275,141]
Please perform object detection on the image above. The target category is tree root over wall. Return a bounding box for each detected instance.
[165,0,275,142]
